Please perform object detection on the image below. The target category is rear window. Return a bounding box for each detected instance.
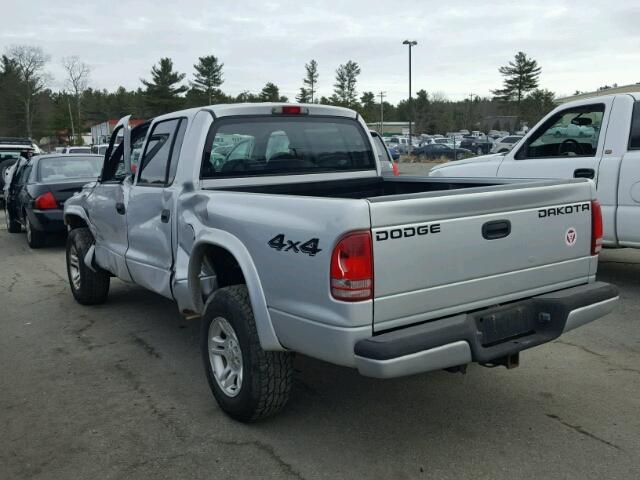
[201,116,375,178]
[38,156,102,182]
[630,101,640,150]
[68,147,91,154]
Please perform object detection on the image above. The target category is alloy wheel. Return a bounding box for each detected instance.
[208,317,243,397]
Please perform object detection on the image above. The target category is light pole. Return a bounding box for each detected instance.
[402,40,417,150]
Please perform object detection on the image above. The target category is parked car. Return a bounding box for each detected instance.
[91,144,110,155]
[0,138,39,206]
[432,138,457,148]
[411,143,472,160]
[430,91,640,250]
[490,135,523,154]
[459,135,494,155]
[62,104,616,422]
[4,154,102,248]
[60,146,92,154]
[387,145,400,161]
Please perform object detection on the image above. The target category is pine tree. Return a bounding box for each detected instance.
[259,82,288,102]
[141,58,187,115]
[331,61,361,108]
[190,55,224,105]
[492,52,541,106]
[302,59,318,103]
[296,87,311,103]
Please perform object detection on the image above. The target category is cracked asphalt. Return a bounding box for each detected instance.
[1,210,639,480]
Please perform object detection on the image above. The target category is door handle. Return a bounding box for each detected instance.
[115,202,126,215]
[574,168,595,179]
[160,209,170,223]
[482,220,511,240]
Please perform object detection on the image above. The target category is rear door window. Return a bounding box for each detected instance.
[138,119,181,186]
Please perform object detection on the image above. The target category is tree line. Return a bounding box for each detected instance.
[0,45,555,144]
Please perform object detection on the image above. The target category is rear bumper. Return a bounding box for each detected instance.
[354,281,618,378]
[28,209,65,232]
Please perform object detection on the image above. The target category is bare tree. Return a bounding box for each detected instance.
[62,56,91,143]
[6,45,50,138]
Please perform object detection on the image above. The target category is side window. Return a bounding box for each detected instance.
[516,104,605,159]
[138,119,181,186]
[372,134,392,163]
[629,101,640,150]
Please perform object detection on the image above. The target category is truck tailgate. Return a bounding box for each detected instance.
[369,180,596,331]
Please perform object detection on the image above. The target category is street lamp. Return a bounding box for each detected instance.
[402,40,417,150]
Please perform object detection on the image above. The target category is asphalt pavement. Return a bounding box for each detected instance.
[1,211,639,480]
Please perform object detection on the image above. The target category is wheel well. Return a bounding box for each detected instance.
[202,245,246,287]
[65,214,88,230]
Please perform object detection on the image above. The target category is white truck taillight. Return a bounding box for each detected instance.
[591,200,603,255]
[330,231,373,301]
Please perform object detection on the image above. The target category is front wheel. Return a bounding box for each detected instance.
[201,285,293,422]
[66,228,110,304]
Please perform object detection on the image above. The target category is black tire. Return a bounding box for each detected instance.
[66,227,110,305]
[25,215,46,248]
[456,153,464,160]
[5,206,20,233]
[476,147,483,155]
[201,285,293,422]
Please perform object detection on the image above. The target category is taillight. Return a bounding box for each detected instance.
[34,191,58,210]
[330,231,373,301]
[272,105,309,115]
[591,200,603,255]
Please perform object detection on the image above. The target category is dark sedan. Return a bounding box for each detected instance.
[4,154,102,248]
[409,143,472,161]
[459,136,494,155]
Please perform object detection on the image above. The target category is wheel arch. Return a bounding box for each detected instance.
[189,231,284,351]
[63,206,90,231]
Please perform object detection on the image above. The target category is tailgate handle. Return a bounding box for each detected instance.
[574,168,595,179]
[482,220,511,240]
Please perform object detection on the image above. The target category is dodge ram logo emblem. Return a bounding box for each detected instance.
[565,227,577,246]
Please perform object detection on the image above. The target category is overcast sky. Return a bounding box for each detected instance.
[2,1,640,103]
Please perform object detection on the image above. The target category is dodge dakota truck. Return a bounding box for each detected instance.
[63,103,618,422]
[430,92,640,249]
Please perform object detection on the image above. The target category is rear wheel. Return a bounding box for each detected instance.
[476,147,483,155]
[25,216,46,248]
[5,206,20,233]
[201,285,293,422]
[66,228,110,304]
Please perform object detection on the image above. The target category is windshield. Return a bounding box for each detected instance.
[38,156,102,182]
[201,116,375,178]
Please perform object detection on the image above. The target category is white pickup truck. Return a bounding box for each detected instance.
[63,103,618,421]
[430,92,640,249]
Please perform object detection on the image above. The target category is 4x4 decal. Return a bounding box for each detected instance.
[268,234,322,257]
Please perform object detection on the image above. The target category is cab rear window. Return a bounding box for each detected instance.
[629,101,640,150]
[201,116,375,178]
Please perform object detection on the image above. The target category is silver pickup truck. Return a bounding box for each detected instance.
[63,103,618,422]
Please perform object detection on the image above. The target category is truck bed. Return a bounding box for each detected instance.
[206,175,597,332]
[216,176,579,201]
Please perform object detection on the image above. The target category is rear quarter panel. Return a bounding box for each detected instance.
[178,190,373,328]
